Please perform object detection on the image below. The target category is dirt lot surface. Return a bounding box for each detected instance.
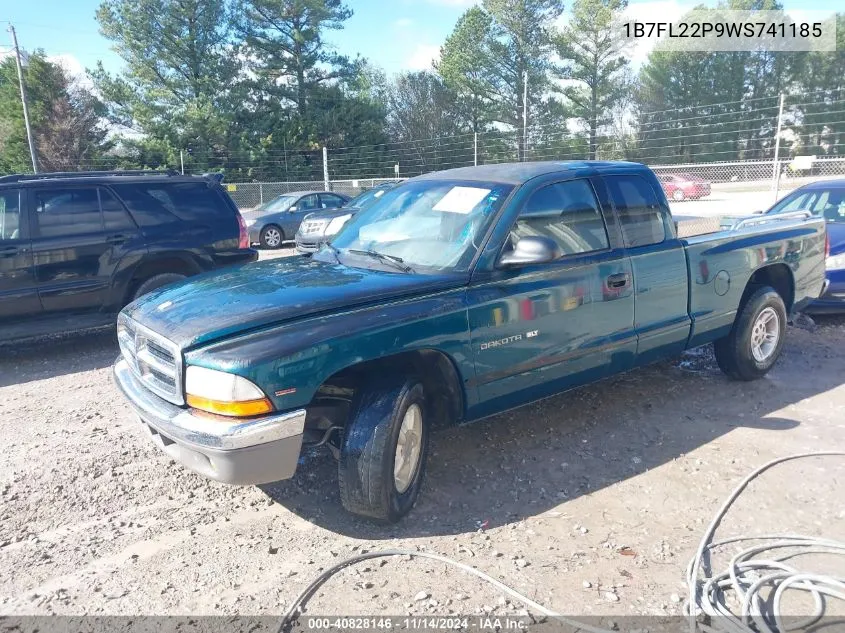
[1,253,844,621]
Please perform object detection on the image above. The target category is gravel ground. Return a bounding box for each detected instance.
[1,253,844,620]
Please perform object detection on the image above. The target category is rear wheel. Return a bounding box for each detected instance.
[260,224,284,249]
[714,285,787,381]
[132,273,186,302]
[338,377,429,522]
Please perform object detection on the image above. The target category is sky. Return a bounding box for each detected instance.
[0,0,837,81]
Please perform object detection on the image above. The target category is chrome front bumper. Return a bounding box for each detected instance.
[113,358,306,484]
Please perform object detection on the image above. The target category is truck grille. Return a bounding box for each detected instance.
[117,314,184,405]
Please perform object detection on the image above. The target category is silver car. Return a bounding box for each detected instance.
[243,190,350,249]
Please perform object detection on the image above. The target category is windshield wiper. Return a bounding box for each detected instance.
[348,248,414,273]
[323,241,341,264]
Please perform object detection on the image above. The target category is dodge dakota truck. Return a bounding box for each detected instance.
[113,161,827,522]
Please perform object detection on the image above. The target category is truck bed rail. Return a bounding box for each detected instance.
[728,210,814,231]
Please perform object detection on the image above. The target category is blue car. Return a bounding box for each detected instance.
[763,179,845,313]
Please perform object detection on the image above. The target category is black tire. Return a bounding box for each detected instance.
[714,285,787,381]
[338,377,429,522]
[132,273,186,302]
[260,224,284,249]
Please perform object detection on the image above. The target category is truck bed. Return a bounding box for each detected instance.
[681,214,827,348]
[674,215,724,238]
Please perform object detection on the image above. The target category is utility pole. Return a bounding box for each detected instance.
[771,93,785,202]
[8,24,38,173]
[322,146,330,191]
[522,70,528,162]
[180,150,185,175]
[474,132,478,167]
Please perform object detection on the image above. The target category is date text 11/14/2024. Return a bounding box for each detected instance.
[303,617,529,631]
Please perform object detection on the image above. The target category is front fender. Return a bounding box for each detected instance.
[184,287,476,412]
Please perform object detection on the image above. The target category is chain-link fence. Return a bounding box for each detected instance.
[226,157,845,210]
[650,156,845,195]
[226,177,401,210]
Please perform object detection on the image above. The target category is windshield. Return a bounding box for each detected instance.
[767,187,845,222]
[257,194,298,214]
[327,179,513,272]
[347,185,393,210]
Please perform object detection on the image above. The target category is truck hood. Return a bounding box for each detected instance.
[124,257,464,350]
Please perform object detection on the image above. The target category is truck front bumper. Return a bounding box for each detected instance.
[113,358,305,485]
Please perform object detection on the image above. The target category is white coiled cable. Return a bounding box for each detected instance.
[278,452,844,633]
[686,452,845,633]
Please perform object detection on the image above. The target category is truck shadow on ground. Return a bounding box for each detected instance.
[0,328,117,388]
[260,323,844,538]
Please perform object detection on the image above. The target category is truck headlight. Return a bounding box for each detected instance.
[826,253,845,270]
[185,366,273,417]
[325,214,352,236]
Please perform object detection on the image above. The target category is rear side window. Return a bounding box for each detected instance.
[320,193,345,208]
[111,182,233,226]
[0,190,22,240]
[605,175,666,248]
[513,179,609,255]
[33,188,103,237]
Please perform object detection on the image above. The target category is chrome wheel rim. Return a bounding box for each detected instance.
[750,306,780,362]
[394,404,423,494]
[673,190,684,201]
[264,228,281,247]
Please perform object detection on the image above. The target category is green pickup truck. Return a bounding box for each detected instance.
[113,161,827,521]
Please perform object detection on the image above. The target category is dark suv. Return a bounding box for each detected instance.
[0,170,257,342]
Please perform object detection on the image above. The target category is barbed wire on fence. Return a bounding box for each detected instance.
[8,89,845,208]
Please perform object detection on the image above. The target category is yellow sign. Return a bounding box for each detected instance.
[226,184,237,192]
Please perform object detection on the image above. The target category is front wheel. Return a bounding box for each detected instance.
[260,224,284,249]
[714,286,787,381]
[338,377,429,522]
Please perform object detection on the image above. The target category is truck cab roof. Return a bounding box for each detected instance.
[411,160,649,185]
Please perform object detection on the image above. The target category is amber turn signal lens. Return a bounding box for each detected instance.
[186,394,273,417]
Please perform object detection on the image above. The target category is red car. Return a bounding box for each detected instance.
[659,173,712,201]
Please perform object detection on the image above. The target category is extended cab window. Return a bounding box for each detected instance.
[605,175,666,248]
[34,188,103,237]
[0,190,22,241]
[513,180,609,255]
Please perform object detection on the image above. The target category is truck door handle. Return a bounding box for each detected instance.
[105,233,129,245]
[606,273,630,289]
[0,246,25,257]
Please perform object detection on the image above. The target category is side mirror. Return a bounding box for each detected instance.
[752,209,765,215]
[499,236,562,267]
[288,206,298,212]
